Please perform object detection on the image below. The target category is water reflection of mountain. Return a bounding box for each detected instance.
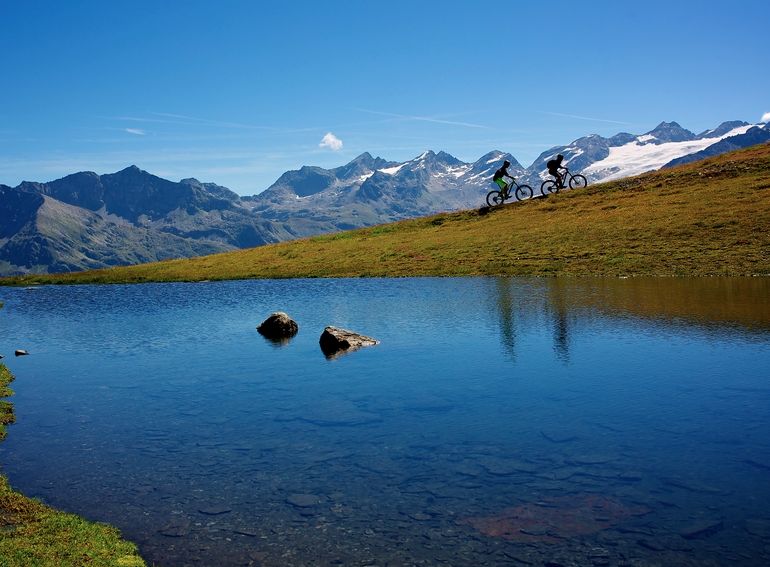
[489,277,770,360]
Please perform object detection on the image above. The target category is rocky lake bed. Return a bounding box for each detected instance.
[0,277,768,565]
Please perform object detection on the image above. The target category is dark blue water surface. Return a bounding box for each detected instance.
[0,277,769,566]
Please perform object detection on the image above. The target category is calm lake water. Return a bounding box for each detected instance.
[0,277,769,566]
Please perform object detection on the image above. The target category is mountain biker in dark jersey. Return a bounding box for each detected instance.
[546,154,565,188]
[492,160,514,196]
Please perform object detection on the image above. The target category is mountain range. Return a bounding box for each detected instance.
[2,119,768,276]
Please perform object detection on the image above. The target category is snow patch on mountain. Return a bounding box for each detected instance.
[583,124,753,181]
[380,164,406,175]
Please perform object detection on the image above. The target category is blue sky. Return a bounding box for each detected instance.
[1,0,768,195]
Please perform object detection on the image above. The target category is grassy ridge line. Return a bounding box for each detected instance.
[3,143,770,286]
[0,363,146,566]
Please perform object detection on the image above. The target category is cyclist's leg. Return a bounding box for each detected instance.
[548,169,558,185]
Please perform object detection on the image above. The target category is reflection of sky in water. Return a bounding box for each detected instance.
[0,278,769,566]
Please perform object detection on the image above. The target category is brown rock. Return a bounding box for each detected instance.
[319,326,379,357]
[257,312,298,341]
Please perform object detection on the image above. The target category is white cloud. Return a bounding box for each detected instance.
[319,132,343,151]
[761,112,770,123]
[125,128,146,136]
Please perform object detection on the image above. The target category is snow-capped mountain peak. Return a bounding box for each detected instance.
[582,122,755,181]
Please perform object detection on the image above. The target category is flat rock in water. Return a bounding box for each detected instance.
[662,477,721,493]
[257,312,298,341]
[14,350,29,357]
[286,493,321,508]
[299,401,382,426]
[319,326,379,358]
[679,518,723,539]
[198,505,232,515]
[540,430,579,444]
[158,518,191,537]
[745,518,770,537]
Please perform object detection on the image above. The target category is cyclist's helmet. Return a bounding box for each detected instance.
[503,160,510,167]
[556,154,564,161]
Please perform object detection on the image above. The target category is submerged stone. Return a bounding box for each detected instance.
[462,494,650,543]
[286,493,321,508]
[679,518,724,539]
[198,505,232,516]
[158,518,191,537]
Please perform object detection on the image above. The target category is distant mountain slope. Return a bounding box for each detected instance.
[663,123,770,168]
[0,167,289,276]
[7,142,768,285]
[1,119,766,276]
[537,121,753,183]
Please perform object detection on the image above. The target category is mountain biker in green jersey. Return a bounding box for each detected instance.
[492,160,514,197]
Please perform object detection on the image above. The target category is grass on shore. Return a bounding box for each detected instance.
[0,363,146,567]
[2,143,770,286]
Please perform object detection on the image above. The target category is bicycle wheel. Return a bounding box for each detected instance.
[569,174,587,190]
[486,190,504,207]
[515,184,533,200]
[540,180,559,195]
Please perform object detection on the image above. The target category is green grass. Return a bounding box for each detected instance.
[0,364,146,566]
[3,143,770,286]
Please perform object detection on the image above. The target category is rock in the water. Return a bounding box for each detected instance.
[319,326,379,357]
[158,518,191,537]
[198,505,232,516]
[257,312,298,341]
[679,518,723,539]
[286,493,320,508]
[14,350,29,357]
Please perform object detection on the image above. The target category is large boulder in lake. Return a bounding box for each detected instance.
[257,312,298,341]
[319,326,379,358]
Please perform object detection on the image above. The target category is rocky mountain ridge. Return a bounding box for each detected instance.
[1,119,768,276]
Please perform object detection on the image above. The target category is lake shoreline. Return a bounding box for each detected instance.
[0,363,146,566]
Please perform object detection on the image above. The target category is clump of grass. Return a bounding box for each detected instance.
[2,143,770,286]
[0,365,14,442]
[0,364,146,566]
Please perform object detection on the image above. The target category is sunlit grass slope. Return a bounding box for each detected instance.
[4,143,770,285]
[0,363,146,566]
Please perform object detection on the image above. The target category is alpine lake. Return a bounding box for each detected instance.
[0,277,768,566]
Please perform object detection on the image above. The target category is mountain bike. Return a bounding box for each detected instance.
[540,167,588,195]
[486,178,533,207]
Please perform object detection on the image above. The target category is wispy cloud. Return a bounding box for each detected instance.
[150,112,277,130]
[538,111,632,126]
[355,108,489,129]
[110,113,277,131]
[319,132,343,151]
[125,128,146,136]
[761,111,770,123]
[109,113,331,137]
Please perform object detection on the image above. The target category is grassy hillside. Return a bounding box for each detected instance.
[3,143,769,285]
